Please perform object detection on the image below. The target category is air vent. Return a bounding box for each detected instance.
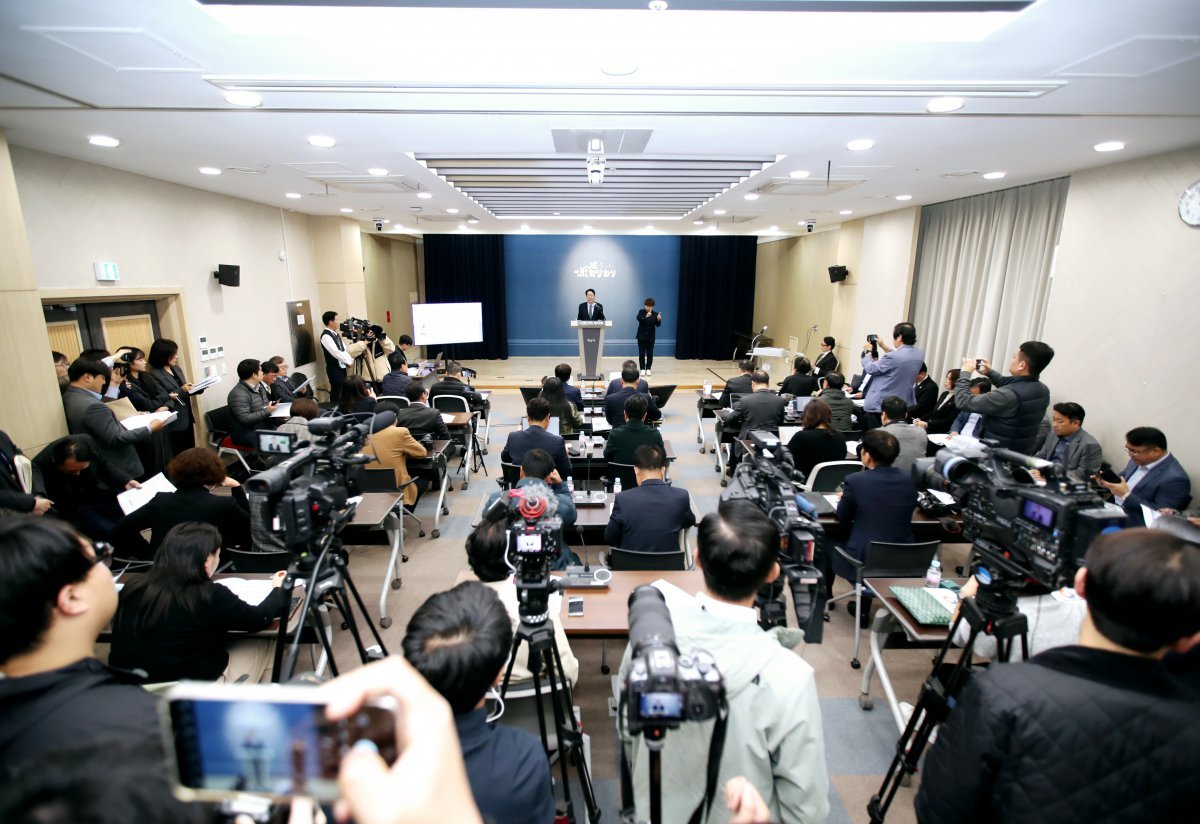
[758,178,865,196]
[551,129,653,154]
[309,176,415,194]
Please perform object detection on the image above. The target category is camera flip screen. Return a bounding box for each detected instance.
[1020,498,1057,529]
[516,533,543,554]
[257,431,296,455]
[639,692,683,720]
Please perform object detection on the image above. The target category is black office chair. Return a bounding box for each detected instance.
[356,467,425,540]
[221,547,292,574]
[602,546,686,572]
[499,461,522,490]
[826,539,941,669]
[604,461,638,493]
[375,395,410,407]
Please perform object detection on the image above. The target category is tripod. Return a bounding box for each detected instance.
[270,526,389,683]
[867,587,1028,822]
[500,615,600,824]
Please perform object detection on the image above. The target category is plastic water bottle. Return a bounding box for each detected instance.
[925,559,942,588]
[613,477,623,496]
[703,380,712,397]
[566,476,575,495]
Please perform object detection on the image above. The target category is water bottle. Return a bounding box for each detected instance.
[566,476,575,495]
[925,559,942,588]
[613,477,623,496]
[703,380,712,397]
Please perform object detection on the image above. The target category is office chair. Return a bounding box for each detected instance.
[803,460,862,493]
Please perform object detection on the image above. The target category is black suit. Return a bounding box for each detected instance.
[501,425,572,480]
[33,435,128,541]
[780,373,819,398]
[143,364,200,454]
[909,377,939,421]
[430,376,484,411]
[605,480,696,554]
[577,301,605,322]
[563,383,584,408]
[111,486,251,559]
[724,390,786,439]
[604,386,661,427]
[603,420,665,466]
[924,391,959,435]
[834,465,917,579]
[718,373,754,408]
[0,430,35,513]
[394,403,451,441]
[606,377,647,395]
[813,351,839,377]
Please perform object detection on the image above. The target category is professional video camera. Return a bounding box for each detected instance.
[337,316,377,343]
[481,480,564,625]
[721,430,827,643]
[912,436,1125,610]
[621,586,725,824]
[245,411,397,680]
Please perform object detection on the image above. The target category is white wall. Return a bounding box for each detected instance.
[1042,144,1200,494]
[11,146,323,416]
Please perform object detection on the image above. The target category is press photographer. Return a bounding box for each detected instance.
[617,500,829,824]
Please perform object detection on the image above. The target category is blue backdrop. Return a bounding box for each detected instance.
[503,235,680,357]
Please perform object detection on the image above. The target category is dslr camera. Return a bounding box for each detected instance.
[482,481,564,624]
[624,586,723,737]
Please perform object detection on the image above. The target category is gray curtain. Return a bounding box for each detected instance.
[911,177,1069,379]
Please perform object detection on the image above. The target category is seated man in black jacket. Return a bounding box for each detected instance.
[403,582,556,824]
[0,428,54,517]
[605,445,696,554]
[916,528,1200,824]
[604,364,661,427]
[33,435,131,542]
[604,394,665,466]
[502,398,572,481]
[0,518,160,763]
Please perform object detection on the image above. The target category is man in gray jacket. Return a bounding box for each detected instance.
[227,358,277,447]
[61,357,164,484]
[1034,402,1103,478]
[618,500,829,824]
[881,395,928,473]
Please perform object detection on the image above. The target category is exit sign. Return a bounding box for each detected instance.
[93,262,119,282]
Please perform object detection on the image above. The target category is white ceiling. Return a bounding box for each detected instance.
[0,0,1197,236]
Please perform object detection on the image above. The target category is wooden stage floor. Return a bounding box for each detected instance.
[463,357,743,389]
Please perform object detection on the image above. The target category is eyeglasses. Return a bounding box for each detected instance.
[91,541,115,568]
[1124,445,1158,456]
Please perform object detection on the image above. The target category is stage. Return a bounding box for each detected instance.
[457,357,749,390]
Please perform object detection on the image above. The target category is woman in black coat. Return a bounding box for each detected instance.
[113,347,171,412]
[337,374,378,415]
[635,297,663,376]
[111,448,250,559]
[780,356,820,398]
[786,399,848,480]
[144,338,202,455]
[110,521,285,682]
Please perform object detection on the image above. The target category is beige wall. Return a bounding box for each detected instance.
[9,146,334,434]
[754,206,920,380]
[362,232,424,356]
[1043,144,1200,495]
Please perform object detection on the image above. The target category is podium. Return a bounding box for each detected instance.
[571,320,611,379]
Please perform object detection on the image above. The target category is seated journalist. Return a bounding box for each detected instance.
[605,444,696,555]
[603,393,665,466]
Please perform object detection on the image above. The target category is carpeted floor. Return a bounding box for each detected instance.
[317,388,968,823]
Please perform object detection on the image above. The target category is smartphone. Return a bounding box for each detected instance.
[940,579,961,593]
[975,358,984,370]
[567,596,585,616]
[1096,465,1121,484]
[163,682,399,803]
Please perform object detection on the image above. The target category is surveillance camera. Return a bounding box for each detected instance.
[586,155,606,185]
[373,219,384,231]
[806,220,815,233]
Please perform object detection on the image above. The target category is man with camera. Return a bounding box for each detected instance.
[320,311,355,403]
[62,357,165,484]
[618,499,829,824]
[956,340,1055,453]
[859,322,925,429]
[485,448,577,536]
[916,528,1200,823]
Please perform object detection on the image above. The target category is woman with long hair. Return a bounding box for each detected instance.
[144,338,203,455]
[337,374,377,415]
[113,347,170,412]
[785,398,848,479]
[109,522,285,682]
[539,376,585,436]
[780,356,819,398]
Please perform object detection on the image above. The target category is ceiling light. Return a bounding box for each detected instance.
[693,220,704,225]
[583,225,592,231]
[198,167,222,175]
[382,219,390,224]
[982,171,1007,180]
[340,207,353,213]
[458,223,467,230]
[646,225,655,231]
[307,135,336,148]
[367,167,388,176]
[789,170,811,179]
[224,90,262,108]
[895,194,913,201]
[468,218,479,224]
[285,192,302,199]
[846,139,876,151]
[926,96,965,113]
[744,193,760,201]
[417,191,433,199]
[1093,141,1125,152]
[648,0,668,10]
[446,208,459,214]
[520,224,530,231]
[769,225,779,231]
[713,209,727,215]
[839,210,854,215]
[88,135,120,148]
[706,224,718,230]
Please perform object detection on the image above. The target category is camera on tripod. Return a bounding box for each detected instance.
[338,316,375,342]
[722,430,827,643]
[624,586,723,737]
[482,481,564,624]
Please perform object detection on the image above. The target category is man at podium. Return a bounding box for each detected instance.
[577,288,605,322]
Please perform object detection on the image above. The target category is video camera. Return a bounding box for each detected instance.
[338,316,379,343]
[722,430,827,643]
[482,480,564,625]
[912,436,1125,609]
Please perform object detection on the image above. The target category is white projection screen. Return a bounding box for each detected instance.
[411,302,484,346]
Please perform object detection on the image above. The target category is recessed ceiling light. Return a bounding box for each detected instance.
[583,225,592,231]
[417,191,433,199]
[713,209,727,215]
[895,194,913,201]
[468,218,479,224]
[839,210,854,215]
[744,193,760,201]
[224,90,262,108]
[88,135,120,148]
[553,212,560,216]
[648,0,668,10]
[285,192,302,199]
[706,224,718,230]
[458,223,467,230]
[520,223,530,231]
[382,219,390,224]
[846,139,876,151]
[693,219,704,225]
[789,170,811,179]
[307,135,336,148]
[646,225,655,231]
[769,225,779,231]
[926,96,965,113]
[339,208,354,213]
[600,60,638,77]
[446,208,459,214]
[198,167,222,175]
[1093,141,1125,152]
[367,167,388,176]
[982,171,1007,180]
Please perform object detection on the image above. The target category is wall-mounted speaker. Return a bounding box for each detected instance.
[213,264,241,287]
[828,265,849,283]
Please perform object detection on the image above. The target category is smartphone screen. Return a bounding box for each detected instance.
[567,596,584,616]
[167,690,397,802]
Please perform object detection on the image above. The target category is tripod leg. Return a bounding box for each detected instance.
[339,556,390,654]
[550,644,600,824]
